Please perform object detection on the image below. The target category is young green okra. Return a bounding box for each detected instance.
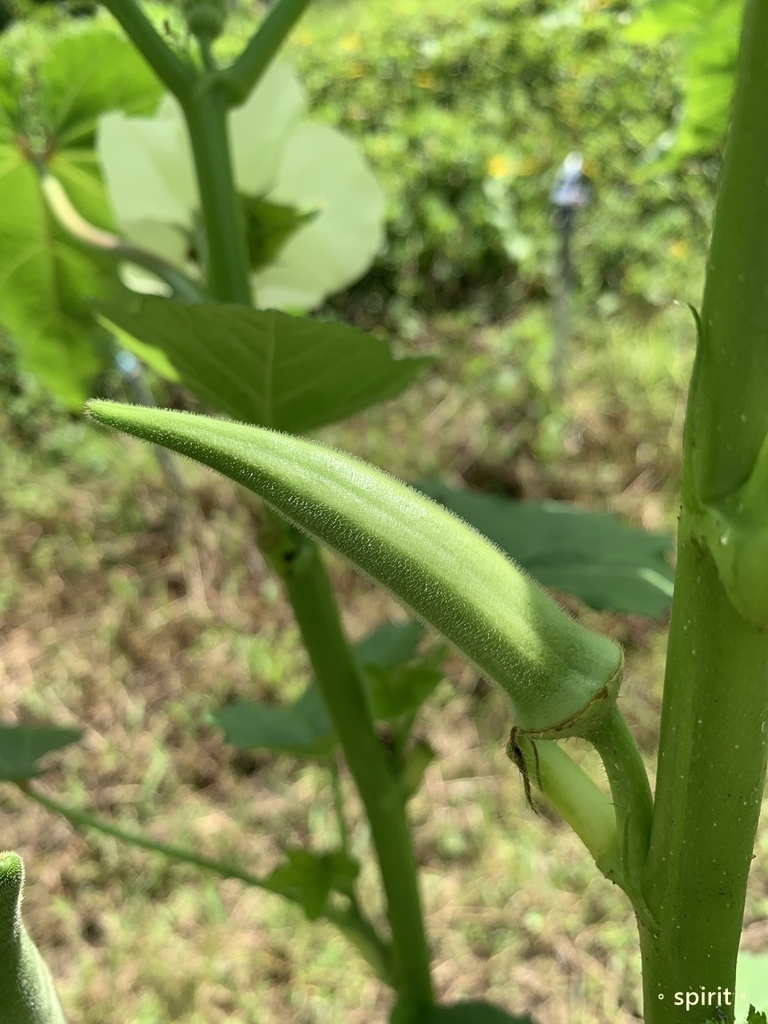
[86,401,623,741]
[0,852,68,1024]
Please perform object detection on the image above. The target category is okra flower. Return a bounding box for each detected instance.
[96,59,385,310]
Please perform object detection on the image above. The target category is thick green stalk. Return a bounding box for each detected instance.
[641,530,768,1023]
[640,4,768,1021]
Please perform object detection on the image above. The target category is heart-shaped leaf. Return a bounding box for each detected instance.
[99,296,430,432]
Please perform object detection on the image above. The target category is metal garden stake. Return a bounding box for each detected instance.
[550,152,592,399]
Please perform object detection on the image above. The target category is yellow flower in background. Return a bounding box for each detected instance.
[340,32,361,52]
[414,70,435,89]
[670,239,690,260]
[346,61,365,79]
[487,154,515,179]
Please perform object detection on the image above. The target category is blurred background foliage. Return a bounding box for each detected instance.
[273,0,727,330]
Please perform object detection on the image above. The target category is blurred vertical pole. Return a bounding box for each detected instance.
[549,153,592,401]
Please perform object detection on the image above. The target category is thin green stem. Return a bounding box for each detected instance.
[327,902,396,988]
[585,706,655,930]
[640,4,768,1021]
[330,755,352,853]
[198,35,217,74]
[517,736,621,884]
[110,245,207,304]
[223,0,314,107]
[174,68,434,1008]
[20,782,272,886]
[20,783,394,983]
[39,169,206,303]
[263,519,434,1007]
[99,0,195,100]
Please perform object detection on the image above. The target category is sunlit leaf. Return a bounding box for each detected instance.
[417,481,674,616]
[99,296,430,432]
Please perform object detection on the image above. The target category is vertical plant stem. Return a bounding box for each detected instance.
[264,522,435,1006]
[180,83,251,305]
[178,64,434,1008]
[330,754,352,852]
[641,531,768,1023]
[641,3,768,1021]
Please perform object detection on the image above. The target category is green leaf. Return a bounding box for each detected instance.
[98,296,430,431]
[0,852,68,1023]
[86,403,623,740]
[212,684,334,758]
[417,481,675,617]
[38,26,162,148]
[365,655,444,725]
[0,147,112,407]
[211,620,440,757]
[626,0,742,163]
[0,21,161,406]
[355,619,424,668]
[746,1008,768,1024]
[358,621,445,728]
[0,52,18,140]
[398,739,435,801]
[391,1000,536,1024]
[263,848,359,921]
[0,724,82,781]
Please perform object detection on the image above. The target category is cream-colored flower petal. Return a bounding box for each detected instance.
[252,123,385,310]
[97,102,198,227]
[229,59,307,195]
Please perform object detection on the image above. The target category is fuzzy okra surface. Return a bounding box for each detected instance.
[0,852,67,1024]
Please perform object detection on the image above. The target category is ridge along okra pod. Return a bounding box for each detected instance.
[86,402,624,741]
[0,852,68,1024]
